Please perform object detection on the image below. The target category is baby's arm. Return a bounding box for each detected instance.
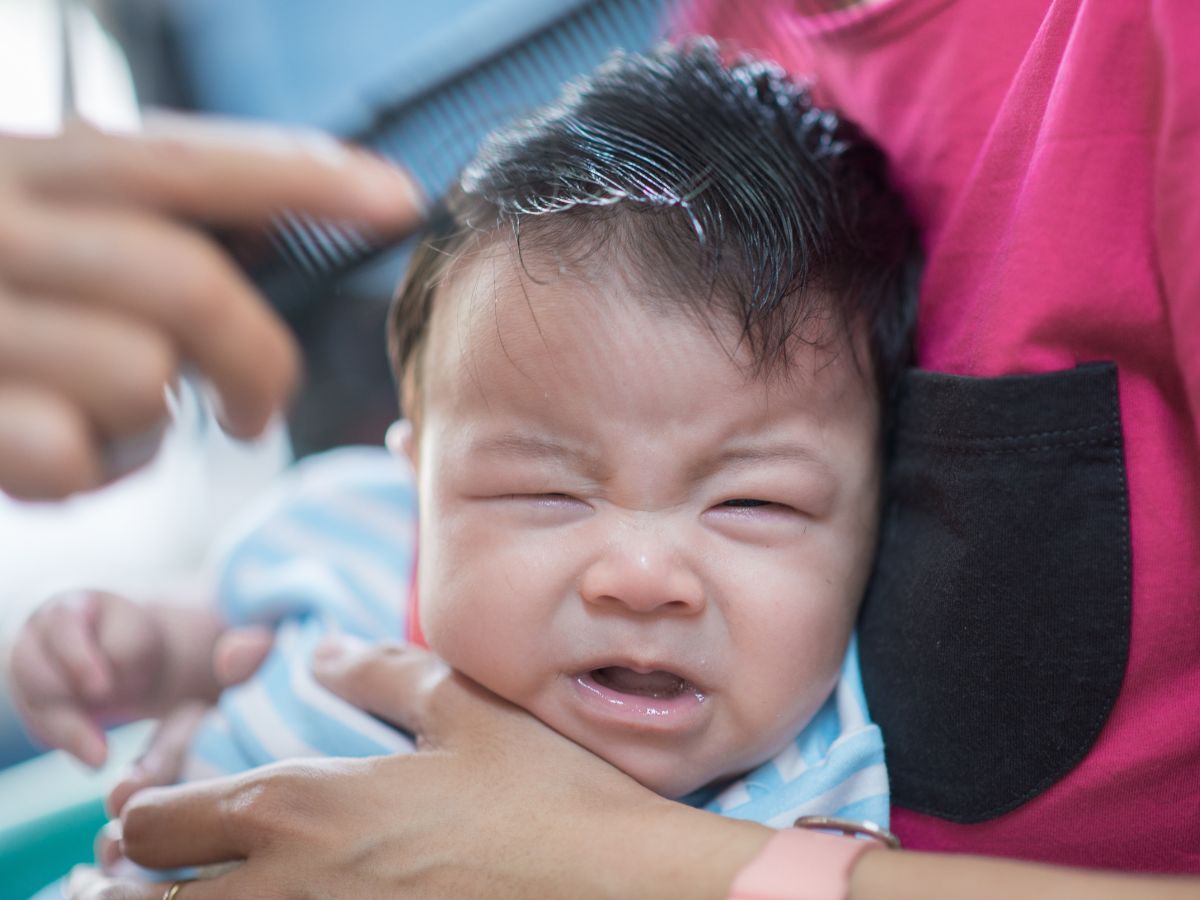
[7,588,226,768]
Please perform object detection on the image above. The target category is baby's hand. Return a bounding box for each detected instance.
[8,590,169,767]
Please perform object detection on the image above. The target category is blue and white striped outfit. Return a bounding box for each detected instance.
[185,447,889,829]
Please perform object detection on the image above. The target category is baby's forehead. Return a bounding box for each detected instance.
[428,230,866,383]
[419,244,873,435]
[433,243,707,388]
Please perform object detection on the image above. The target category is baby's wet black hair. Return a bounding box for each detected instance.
[390,40,918,402]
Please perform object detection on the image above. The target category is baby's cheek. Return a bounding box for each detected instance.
[418,529,546,686]
[733,563,856,706]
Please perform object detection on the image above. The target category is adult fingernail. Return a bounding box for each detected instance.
[210,389,253,439]
[312,633,371,667]
[354,151,406,190]
[352,153,427,218]
[313,635,349,664]
[106,779,131,817]
[97,821,123,869]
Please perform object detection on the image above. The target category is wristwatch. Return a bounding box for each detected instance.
[727,817,898,900]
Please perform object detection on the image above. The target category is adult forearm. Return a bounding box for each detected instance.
[851,846,1200,900]
[111,642,1200,900]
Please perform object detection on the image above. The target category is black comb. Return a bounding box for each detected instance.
[215,0,664,315]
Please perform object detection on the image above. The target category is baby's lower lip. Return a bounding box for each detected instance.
[571,668,708,731]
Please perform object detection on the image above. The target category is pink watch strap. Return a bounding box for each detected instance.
[728,829,873,900]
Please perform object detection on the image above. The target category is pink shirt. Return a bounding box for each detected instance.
[685,0,1200,872]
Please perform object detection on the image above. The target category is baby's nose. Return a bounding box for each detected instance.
[579,532,705,616]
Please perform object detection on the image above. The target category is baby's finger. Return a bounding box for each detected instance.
[42,592,115,702]
[9,620,72,711]
[212,627,274,687]
[32,703,107,769]
[107,701,210,817]
[10,627,107,766]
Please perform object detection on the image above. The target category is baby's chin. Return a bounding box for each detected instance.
[597,744,770,801]
[629,761,762,803]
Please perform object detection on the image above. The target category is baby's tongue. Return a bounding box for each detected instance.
[593,666,686,698]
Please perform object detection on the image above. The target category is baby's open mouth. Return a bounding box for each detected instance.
[590,666,694,699]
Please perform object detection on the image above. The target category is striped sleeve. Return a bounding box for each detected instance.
[187,447,420,774]
[212,446,417,640]
[700,636,891,829]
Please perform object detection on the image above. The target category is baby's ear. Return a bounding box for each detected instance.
[385,419,418,468]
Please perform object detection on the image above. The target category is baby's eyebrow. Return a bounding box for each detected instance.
[471,432,603,471]
[690,442,836,482]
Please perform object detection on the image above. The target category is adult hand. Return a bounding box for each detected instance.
[0,118,423,500]
[81,641,1200,900]
[112,638,770,899]
[104,625,275,817]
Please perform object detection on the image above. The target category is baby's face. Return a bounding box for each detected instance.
[408,246,881,798]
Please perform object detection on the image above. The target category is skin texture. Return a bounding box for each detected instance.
[7,591,225,769]
[68,236,1200,900]
[0,117,422,499]
[86,639,1200,900]
[41,60,1200,898]
[410,242,882,797]
[6,587,278,817]
[100,640,772,900]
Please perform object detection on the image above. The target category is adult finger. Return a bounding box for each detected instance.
[121,761,341,869]
[0,202,297,438]
[0,294,176,442]
[40,592,115,702]
[312,636,452,735]
[0,382,100,498]
[2,118,424,230]
[120,780,244,869]
[107,701,211,817]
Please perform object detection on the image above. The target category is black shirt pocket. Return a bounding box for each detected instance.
[860,363,1131,823]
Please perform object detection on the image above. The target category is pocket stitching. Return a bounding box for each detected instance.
[891,437,1119,455]
[874,365,1134,823]
[979,374,1132,817]
[914,370,1133,821]
[895,421,1113,444]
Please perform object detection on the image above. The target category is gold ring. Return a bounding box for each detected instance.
[162,881,189,900]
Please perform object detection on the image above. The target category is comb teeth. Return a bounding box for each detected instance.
[266,214,380,279]
[236,0,663,295]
